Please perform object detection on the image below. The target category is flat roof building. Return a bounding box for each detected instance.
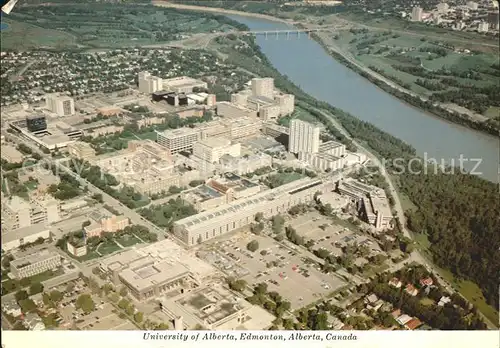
[251,77,274,100]
[162,76,208,94]
[216,101,257,119]
[45,93,75,116]
[156,128,200,154]
[67,141,96,161]
[1,145,24,163]
[10,249,61,279]
[193,138,241,164]
[138,71,163,94]
[1,224,51,252]
[289,119,321,155]
[173,177,335,246]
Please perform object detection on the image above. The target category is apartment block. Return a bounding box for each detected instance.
[411,6,423,22]
[173,177,334,246]
[45,93,75,116]
[156,128,200,154]
[10,250,61,279]
[67,141,96,161]
[138,71,163,94]
[193,138,241,164]
[289,119,321,155]
[251,77,274,99]
[318,140,346,158]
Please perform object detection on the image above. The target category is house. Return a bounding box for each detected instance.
[1,299,22,317]
[396,314,413,326]
[388,277,402,288]
[405,318,423,330]
[419,277,434,287]
[365,293,378,304]
[405,284,419,297]
[23,312,45,330]
[438,296,451,307]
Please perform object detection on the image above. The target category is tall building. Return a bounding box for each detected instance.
[251,78,274,99]
[487,12,499,30]
[275,94,295,116]
[192,138,241,164]
[138,71,163,94]
[45,94,75,116]
[288,119,321,155]
[411,6,423,22]
[26,115,47,132]
[478,21,489,33]
[156,128,200,154]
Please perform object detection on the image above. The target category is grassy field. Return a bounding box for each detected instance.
[3,4,244,50]
[116,234,142,248]
[1,19,78,50]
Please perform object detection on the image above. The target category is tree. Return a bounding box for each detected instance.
[15,290,29,302]
[255,212,264,222]
[246,240,259,252]
[19,299,37,313]
[126,304,135,316]
[49,290,63,303]
[134,312,144,323]
[76,294,95,313]
[118,298,129,310]
[227,278,247,292]
[119,286,128,297]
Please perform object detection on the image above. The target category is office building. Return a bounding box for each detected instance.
[160,284,275,330]
[99,239,215,301]
[221,117,262,140]
[173,177,334,246]
[299,152,344,172]
[193,138,241,164]
[478,21,489,33]
[2,195,60,231]
[84,212,130,238]
[274,94,295,116]
[152,91,170,102]
[288,119,321,155]
[67,240,87,257]
[411,6,423,22]
[156,128,200,154]
[10,250,61,279]
[319,140,346,158]
[231,92,249,106]
[26,115,47,132]
[251,78,274,99]
[67,141,96,161]
[1,145,24,163]
[259,105,281,121]
[138,71,163,94]
[162,76,208,94]
[1,224,51,252]
[45,94,75,116]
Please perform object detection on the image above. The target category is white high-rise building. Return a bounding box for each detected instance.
[251,78,274,99]
[45,93,75,116]
[275,94,295,116]
[288,119,320,155]
[138,71,163,94]
[478,21,489,33]
[411,6,423,22]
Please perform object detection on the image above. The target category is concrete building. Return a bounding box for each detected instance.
[138,71,163,94]
[222,117,262,140]
[319,140,346,158]
[45,93,75,116]
[219,152,273,175]
[274,94,295,116]
[67,141,96,161]
[260,105,281,121]
[173,177,334,246]
[299,152,344,172]
[162,76,208,94]
[231,92,249,106]
[10,249,61,279]
[197,120,231,140]
[1,145,24,163]
[466,1,478,10]
[262,122,289,138]
[411,6,423,22]
[193,138,241,164]
[67,241,87,257]
[487,12,499,30]
[251,77,274,99]
[2,195,60,231]
[478,21,489,33]
[289,119,321,155]
[216,101,257,119]
[160,284,275,330]
[99,239,215,301]
[1,224,51,252]
[156,128,200,154]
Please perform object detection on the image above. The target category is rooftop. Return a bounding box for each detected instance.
[157,127,199,139]
[2,223,50,244]
[10,249,59,270]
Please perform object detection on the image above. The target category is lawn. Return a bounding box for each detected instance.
[137,131,158,141]
[420,297,435,306]
[437,267,499,328]
[96,241,122,256]
[115,234,142,248]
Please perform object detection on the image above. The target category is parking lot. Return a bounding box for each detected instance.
[202,232,346,310]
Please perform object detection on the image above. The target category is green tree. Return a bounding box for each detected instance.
[134,312,144,323]
[126,304,135,316]
[49,290,63,303]
[76,294,95,313]
[29,282,44,295]
[119,286,128,297]
[118,298,129,310]
[15,290,29,302]
[246,240,259,252]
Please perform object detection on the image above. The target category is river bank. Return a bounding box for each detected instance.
[304,31,499,137]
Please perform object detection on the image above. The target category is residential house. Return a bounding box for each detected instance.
[438,296,451,307]
[388,277,402,288]
[2,299,22,317]
[419,277,434,287]
[23,312,45,330]
[405,318,423,330]
[405,284,419,297]
[365,293,379,305]
[396,314,413,326]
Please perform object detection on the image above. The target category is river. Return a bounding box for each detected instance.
[229,15,499,182]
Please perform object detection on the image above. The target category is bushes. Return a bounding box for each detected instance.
[246,240,259,252]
